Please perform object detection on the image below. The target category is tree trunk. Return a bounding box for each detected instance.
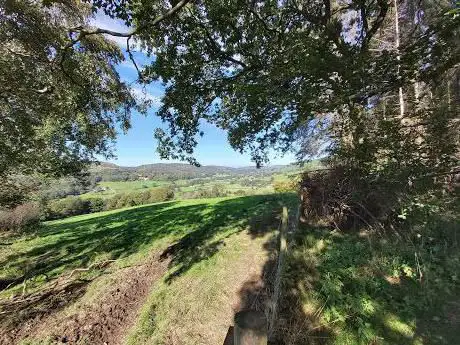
[394,0,405,118]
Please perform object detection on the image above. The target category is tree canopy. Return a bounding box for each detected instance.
[82,0,459,167]
[0,0,143,179]
[1,0,458,209]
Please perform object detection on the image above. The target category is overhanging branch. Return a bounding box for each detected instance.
[66,0,192,46]
[60,0,192,85]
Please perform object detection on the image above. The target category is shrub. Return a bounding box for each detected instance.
[87,197,105,213]
[180,186,230,200]
[104,186,175,211]
[46,197,91,220]
[148,186,175,203]
[299,166,451,231]
[105,194,122,210]
[115,193,133,208]
[234,189,246,196]
[300,167,381,230]
[0,202,41,232]
[139,190,152,204]
[273,180,297,193]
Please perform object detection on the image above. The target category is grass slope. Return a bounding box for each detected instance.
[0,194,297,344]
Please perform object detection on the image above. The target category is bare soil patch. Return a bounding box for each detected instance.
[0,252,169,345]
[0,278,89,344]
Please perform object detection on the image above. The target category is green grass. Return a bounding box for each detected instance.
[176,180,273,194]
[81,180,167,199]
[81,169,308,200]
[0,194,294,298]
[125,193,298,344]
[126,228,268,344]
[1,193,297,344]
[80,162,319,201]
[279,214,460,345]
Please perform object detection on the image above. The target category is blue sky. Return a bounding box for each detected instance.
[93,14,295,167]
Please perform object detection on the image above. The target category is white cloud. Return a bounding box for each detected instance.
[131,86,163,107]
[90,12,145,52]
[90,13,130,47]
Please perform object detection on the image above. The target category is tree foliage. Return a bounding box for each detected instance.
[81,0,458,228]
[2,0,459,215]
[0,0,142,180]
[85,0,459,168]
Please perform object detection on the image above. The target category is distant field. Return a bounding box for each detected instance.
[76,160,324,203]
[81,166,307,201]
[175,177,274,194]
[0,194,297,344]
[82,180,167,199]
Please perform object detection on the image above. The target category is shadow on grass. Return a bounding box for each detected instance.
[0,194,294,292]
[224,196,299,345]
[273,214,460,345]
[159,193,295,283]
[0,194,298,339]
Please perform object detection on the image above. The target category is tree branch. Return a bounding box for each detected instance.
[364,0,389,48]
[323,0,331,24]
[59,0,192,86]
[126,36,143,81]
[249,7,281,33]
[6,47,31,58]
[66,0,192,46]
[197,21,247,68]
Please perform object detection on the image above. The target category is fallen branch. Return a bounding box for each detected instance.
[21,279,27,297]
[0,281,15,293]
[66,260,116,279]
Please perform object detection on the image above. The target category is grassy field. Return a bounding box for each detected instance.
[80,165,307,201]
[0,194,297,344]
[1,188,458,344]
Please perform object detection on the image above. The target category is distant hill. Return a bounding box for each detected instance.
[89,162,302,182]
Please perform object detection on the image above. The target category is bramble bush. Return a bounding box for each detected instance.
[0,202,41,232]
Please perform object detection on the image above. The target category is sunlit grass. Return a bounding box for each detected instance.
[280,217,460,345]
[126,230,275,345]
[1,193,298,345]
[0,195,293,298]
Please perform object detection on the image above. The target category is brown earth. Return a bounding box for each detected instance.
[0,252,169,345]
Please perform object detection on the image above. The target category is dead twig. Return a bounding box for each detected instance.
[66,260,116,279]
[0,281,15,293]
[21,279,27,297]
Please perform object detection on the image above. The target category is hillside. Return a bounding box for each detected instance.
[89,162,310,182]
[0,194,297,344]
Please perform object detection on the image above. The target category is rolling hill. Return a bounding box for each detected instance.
[89,162,308,181]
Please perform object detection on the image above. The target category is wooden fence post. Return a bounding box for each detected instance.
[267,206,288,338]
[234,310,267,345]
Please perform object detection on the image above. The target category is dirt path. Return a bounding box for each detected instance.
[0,252,169,345]
[126,230,279,345]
